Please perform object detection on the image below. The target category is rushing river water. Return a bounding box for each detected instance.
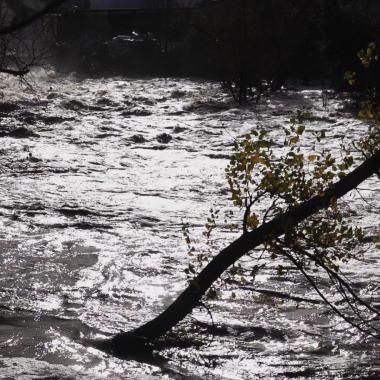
[0,72,379,379]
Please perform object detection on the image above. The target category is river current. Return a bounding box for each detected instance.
[0,72,378,379]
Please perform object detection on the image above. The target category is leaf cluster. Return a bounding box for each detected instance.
[225,114,362,273]
[223,108,380,337]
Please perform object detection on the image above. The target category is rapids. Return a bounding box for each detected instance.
[0,71,378,379]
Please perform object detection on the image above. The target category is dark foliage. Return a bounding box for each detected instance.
[184,0,380,101]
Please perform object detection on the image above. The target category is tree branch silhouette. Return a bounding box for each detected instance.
[0,0,66,37]
[94,149,380,356]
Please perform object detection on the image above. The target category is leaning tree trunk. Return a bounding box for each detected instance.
[99,149,380,356]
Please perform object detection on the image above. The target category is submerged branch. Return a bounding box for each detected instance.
[241,286,324,305]
[0,67,29,76]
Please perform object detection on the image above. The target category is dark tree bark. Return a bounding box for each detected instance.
[97,149,380,356]
[0,68,29,76]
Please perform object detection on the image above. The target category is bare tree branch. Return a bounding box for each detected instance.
[0,0,66,37]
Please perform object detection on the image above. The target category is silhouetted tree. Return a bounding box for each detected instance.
[0,0,65,76]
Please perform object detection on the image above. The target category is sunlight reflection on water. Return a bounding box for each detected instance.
[0,71,378,379]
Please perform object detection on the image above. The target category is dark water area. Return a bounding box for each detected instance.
[0,71,378,379]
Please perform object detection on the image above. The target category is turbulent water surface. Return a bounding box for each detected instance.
[0,72,379,379]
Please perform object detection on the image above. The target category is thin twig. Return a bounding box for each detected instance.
[276,242,379,339]
[0,0,66,36]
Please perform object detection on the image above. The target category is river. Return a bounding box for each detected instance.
[0,71,378,379]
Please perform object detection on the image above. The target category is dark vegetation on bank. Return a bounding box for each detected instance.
[52,0,380,98]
